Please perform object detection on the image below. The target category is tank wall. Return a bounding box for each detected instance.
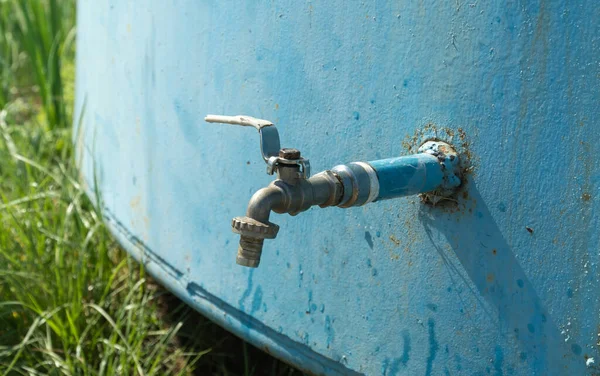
[75,1,600,374]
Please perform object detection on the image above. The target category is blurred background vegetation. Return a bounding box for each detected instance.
[0,1,301,374]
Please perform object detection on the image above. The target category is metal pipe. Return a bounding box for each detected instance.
[368,154,444,201]
[308,170,343,208]
[233,140,461,268]
[246,185,286,223]
[330,140,461,207]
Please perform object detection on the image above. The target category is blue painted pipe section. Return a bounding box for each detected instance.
[368,154,443,200]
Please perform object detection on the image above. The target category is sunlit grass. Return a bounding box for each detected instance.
[0,103,208,374]
[0,0,73,129]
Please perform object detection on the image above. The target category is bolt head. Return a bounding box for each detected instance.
[279,148,301,160]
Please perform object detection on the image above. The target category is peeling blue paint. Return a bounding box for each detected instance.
[251,286,263,314]
[400,330,411,367]
[238,270,254,312]
[325,315,334,349]
[378,332,411,375]
[494,346,504,376]
[425,319,438,376]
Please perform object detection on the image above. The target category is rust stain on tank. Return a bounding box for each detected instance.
[386,235,401,260]
[403,123,476,214]
[130,195,141,209]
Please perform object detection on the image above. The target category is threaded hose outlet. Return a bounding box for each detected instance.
[236,236,265,267]
[231,216,279,268]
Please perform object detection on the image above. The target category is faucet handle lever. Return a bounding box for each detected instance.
[204,114,272,129]
[205,114,281,163]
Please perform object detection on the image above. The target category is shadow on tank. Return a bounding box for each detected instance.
[418,179,586,375]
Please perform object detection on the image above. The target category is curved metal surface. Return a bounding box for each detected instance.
[75,1,600,375]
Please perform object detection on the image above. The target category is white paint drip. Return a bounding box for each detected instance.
[586,357,594,367]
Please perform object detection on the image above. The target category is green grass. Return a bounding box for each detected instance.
[1,95,203,374]
[0,1,301,375]
[0,0,73,129]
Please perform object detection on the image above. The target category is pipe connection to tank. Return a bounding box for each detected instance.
[206,115,462,268]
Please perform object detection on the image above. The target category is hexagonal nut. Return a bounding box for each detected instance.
[279,148,301,160]
[231,216,279,239]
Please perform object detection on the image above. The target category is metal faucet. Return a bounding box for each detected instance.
[205,115,462,268]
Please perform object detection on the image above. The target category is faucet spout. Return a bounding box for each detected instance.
[232,170,342,268]
[232,185,285,268]
[246,185,286,224]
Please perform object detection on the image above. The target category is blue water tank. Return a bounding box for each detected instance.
[75,1,600,374]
